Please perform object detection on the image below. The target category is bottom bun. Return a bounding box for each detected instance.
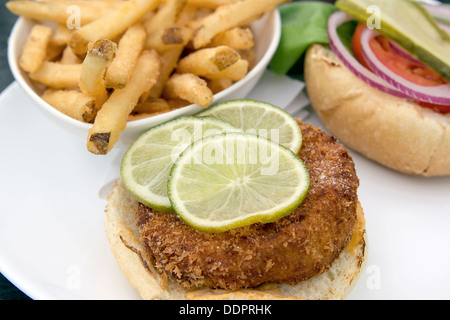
[105,179,367,300]
[305,44,450,177]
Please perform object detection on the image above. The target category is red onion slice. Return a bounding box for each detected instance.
[327,11,409,99]
[360,27,450,106]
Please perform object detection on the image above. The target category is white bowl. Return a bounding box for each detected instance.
[8,10,281,146]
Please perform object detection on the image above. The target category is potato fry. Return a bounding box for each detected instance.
[87,50,161,155]
[50,25,74,47]
[176,46,240,76]
[133,98,171,114]
[6,1,121,25]
[145,26,193,53]
[207,27,254,50]
[186,0,239,9]
[8,0,284,154]
[203,59,248,81]
[80,39,117,106]
[147,46,184,99]
[28,61,82,89]
[60,46,82,64]
[19,24,53,73]
[163,73,213,108]
[207,78,233,94]
[175,3,199,26]
[45,42,65,62]
[191,0,288,48]
[144,0,190,52]
[144,0,187,35]
[41,89,97,123]
[167,98,191,109]
[238,48,256,70]
[70,0,162,55]
[104,24,146,89]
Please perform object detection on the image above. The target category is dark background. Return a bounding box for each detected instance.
[0,0,448,300]
[0,1,29,299]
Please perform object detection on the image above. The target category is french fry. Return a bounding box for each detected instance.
[144,0,187,35]
[163,28,193,48]
[203,59,248,81]
[41,89,97,123]
[191,0,288,48]
[104,24,146,89]
[28,61,82,89]
[7,0,284,154]
[186,0,239,9]
[175,3,199,26]
[176,46,240,76]
[6,0,121,25]
[87,50,161,155]
[45,42,65,62]
[80,39,117,107]
[145,26,193,53]
[147,46,184,99]
[238,48,256,70]
[207,77,233,94]
[133,98,172,114]
[144,0,190,52]
[70,0,162,55]
[193,7,215,21]
[167,98,191,109]
[207,27,254,50]
[50,25,74,47]
[19,24,53,73]
[60,46,82,64]
[163,73,213,108]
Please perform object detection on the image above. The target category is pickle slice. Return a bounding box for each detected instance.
[336,0,450,81]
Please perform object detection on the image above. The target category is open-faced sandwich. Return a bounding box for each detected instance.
[104,99,367,300]
[272,0,450,176]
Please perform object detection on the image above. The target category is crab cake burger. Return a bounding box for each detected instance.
[104,111,367,300]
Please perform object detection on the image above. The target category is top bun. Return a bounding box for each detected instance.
[305,44,450,176]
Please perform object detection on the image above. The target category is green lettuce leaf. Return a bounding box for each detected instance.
[269,1,338,75]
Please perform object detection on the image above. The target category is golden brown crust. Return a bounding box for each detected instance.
[305,44,450,176]
[136,121,359,291]
[105,180,367,300]
[104,120,367,300]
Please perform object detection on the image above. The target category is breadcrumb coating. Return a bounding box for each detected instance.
[136,121,359,290]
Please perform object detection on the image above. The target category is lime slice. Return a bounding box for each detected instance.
[121,116,237,212]
[199,99,302,154]
[168,132,310,233]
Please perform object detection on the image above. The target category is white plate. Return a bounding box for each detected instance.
[1,78,450,300]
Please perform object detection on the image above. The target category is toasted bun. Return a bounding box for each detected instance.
[105,179,367,300]
[305,44,450,177]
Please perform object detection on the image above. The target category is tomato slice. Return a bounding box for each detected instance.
[416,102,450,114]
[351,22,450,114]
[369,35,447,87]
[351,23,372,70]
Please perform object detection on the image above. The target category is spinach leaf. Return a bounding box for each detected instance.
[337,20,358,53]
[269,1,338,75]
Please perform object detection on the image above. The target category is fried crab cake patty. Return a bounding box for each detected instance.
[136,121,359,291]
